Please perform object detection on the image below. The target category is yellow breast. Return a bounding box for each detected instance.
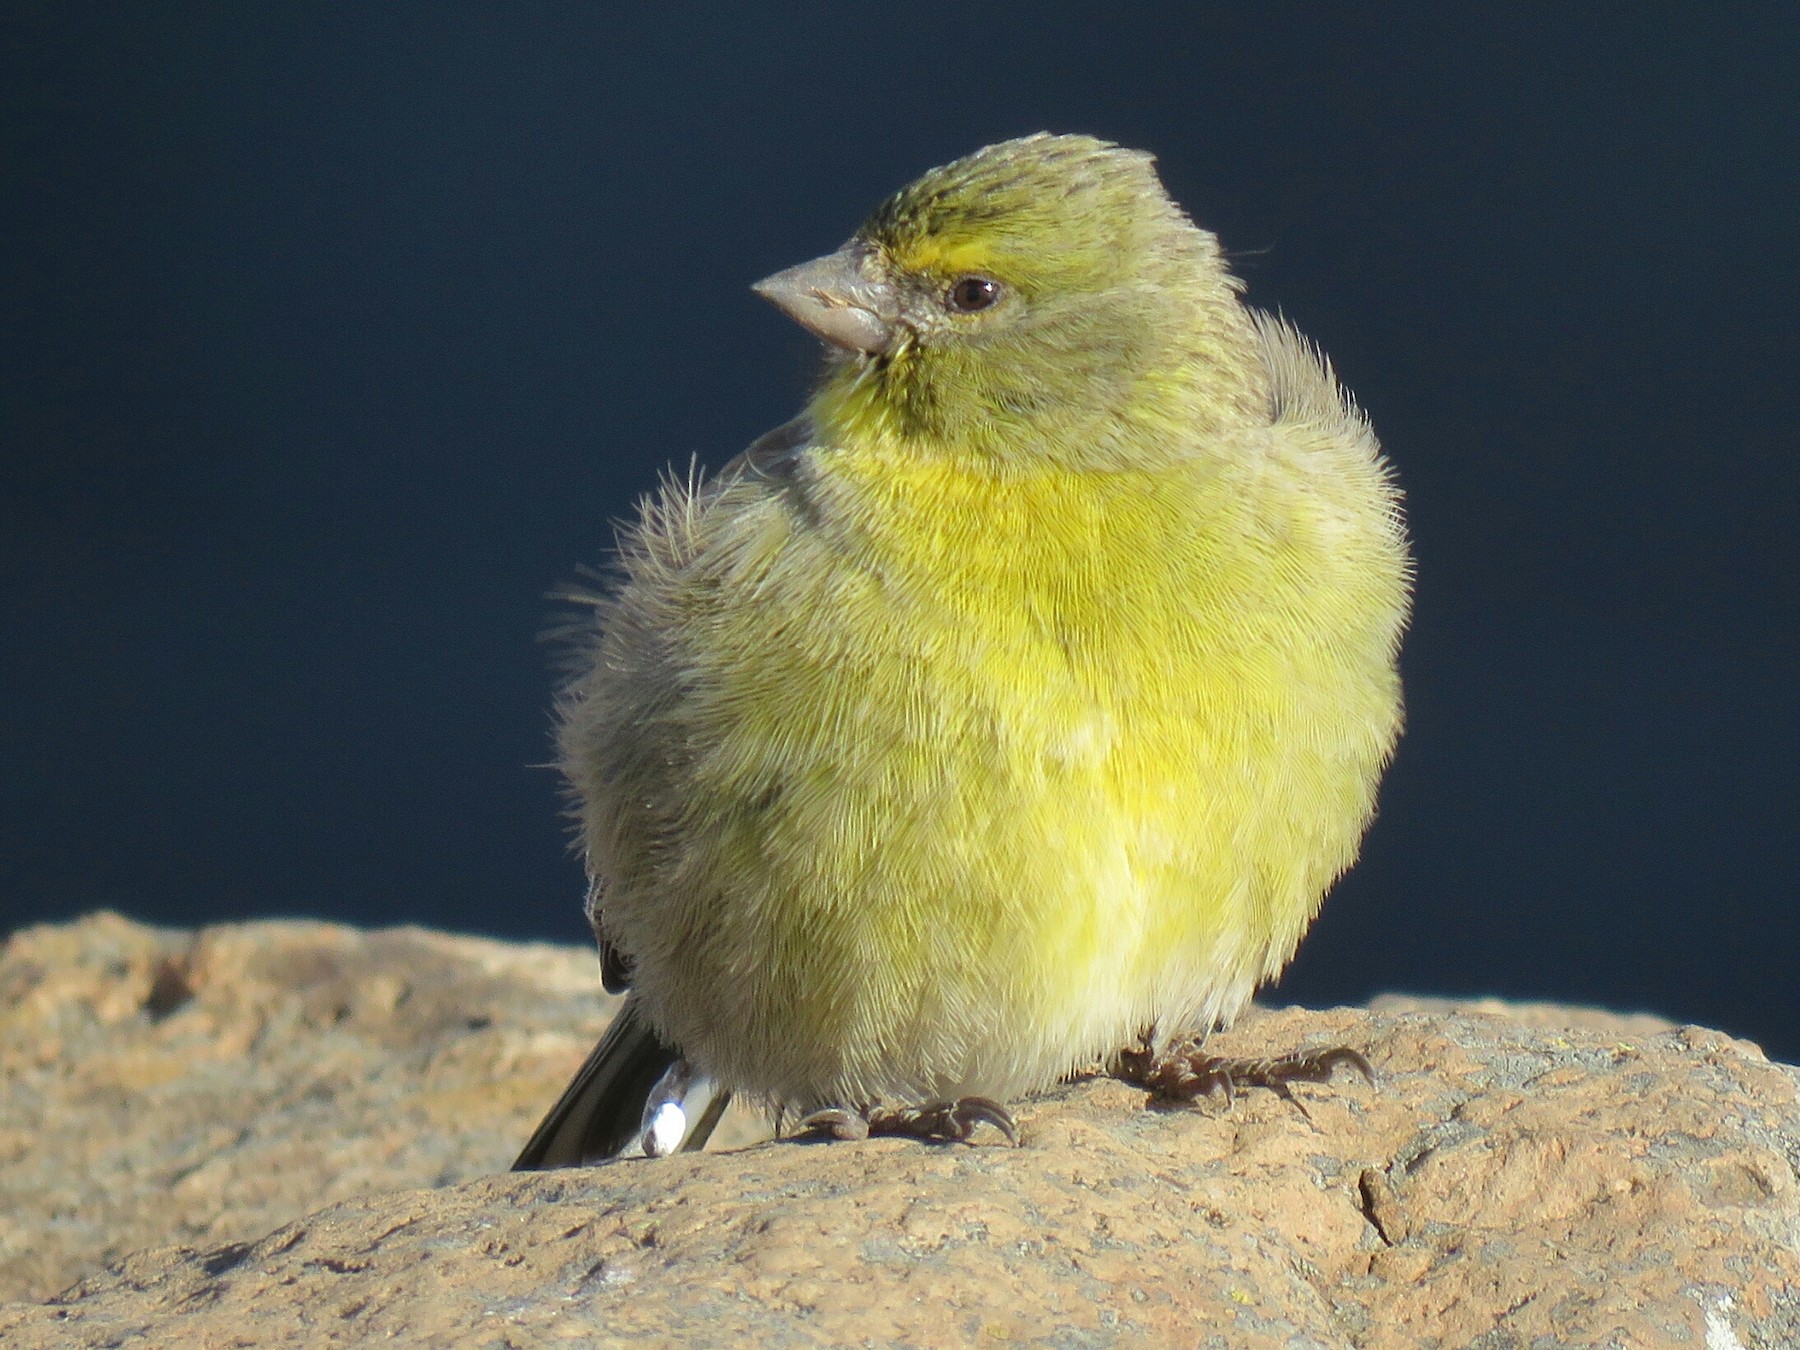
[614,426,1406,1109]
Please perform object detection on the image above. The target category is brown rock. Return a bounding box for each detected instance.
[3,914,1797,1347]
[0,912,762,1307]
[1367,991,1681,1037]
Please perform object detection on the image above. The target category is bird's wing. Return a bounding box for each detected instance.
[719,413,814,483]
[577,414,816,1002]
[585,877,635,995]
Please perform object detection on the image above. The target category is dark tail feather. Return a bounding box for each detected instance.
[513,997,680,1169]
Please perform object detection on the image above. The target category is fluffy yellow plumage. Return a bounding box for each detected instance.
[516,134,1410,1167]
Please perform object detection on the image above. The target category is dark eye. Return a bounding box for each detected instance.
[946,275,1001,313]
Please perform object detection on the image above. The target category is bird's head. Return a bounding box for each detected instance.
[754,134,1268,469]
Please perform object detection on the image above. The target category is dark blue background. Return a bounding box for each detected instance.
[5,7,1796,1055]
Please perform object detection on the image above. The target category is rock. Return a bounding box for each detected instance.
[0,912,577,1303]
[0,911,766,1307]
[3,913,1797,1347]
[1367,991,1681,1037]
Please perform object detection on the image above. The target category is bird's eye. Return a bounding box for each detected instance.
[946,275,1001,313]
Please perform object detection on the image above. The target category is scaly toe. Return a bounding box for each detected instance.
[1118,1038,1377,1107]
[795,1107,871,1141]
[872,1097,1018,1146]
[794,1097,1020,1146]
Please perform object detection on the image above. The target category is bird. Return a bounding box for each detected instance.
[514,133,1411,1169]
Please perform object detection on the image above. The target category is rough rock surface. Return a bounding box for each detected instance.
[4,913,1797,1348]
[0,911,762,1305]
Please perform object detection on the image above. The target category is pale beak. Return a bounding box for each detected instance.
[752,244,899,355]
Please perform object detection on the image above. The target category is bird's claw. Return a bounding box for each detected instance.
[1116,1039,1376,1111]
[795,1107,871,1141]
[795,1096,1019,1146]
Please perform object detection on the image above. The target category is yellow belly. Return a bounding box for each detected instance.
[603,441,1405,1112]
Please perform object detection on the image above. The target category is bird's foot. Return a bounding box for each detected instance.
[796,1097,1019,1146]
[1114,1037,1375,1112]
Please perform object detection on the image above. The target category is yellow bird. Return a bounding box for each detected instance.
[516,133,1410,1167]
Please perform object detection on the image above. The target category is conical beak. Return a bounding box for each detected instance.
[752,244,899,355]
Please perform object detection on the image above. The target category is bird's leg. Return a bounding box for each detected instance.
[796,1097,1019,1146]
[1114,1033,1375,1110]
